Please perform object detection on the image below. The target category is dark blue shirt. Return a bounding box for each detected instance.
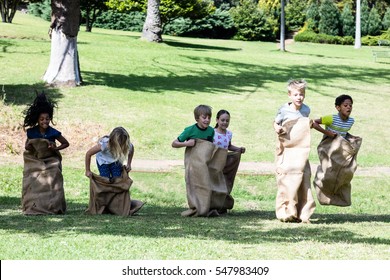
[27,126,61,143]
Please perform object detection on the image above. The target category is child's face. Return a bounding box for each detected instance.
[336,99,353,120]
[216,113,230,131]
[196,114,211,129]
[288,88,305,109]
[38,113,51,131]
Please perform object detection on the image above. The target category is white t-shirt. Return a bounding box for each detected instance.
[213,129,232,149]
[96,136,116,165]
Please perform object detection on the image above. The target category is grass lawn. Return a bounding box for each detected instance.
[1,12,389,260]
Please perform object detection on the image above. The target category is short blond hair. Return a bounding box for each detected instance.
[287,79,307,93]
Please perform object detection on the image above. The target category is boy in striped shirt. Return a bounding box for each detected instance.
[313,95,354,139]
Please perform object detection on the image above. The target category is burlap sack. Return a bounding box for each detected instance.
[86,168,144,216]
[181,139,233,217]
[222,151,242,210]
[22,139,66,215]
[275,118,316,222]
[314,134,362,206]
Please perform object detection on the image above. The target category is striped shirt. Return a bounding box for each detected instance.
[321,114,354,138]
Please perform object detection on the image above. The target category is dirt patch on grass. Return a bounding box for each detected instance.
[0,120,106,163]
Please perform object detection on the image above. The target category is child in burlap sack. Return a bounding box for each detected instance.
[312,95,362,207]
[22,91,69,215]
[273,79,316,223]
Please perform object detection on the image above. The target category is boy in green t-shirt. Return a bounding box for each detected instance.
[172,104,214,148]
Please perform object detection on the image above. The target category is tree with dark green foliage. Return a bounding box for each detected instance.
[28,0,51,21]
[360,0,370,36]
[81,0,108,32]
[106,0,214,29]
[306,1,320,32]
[383,7,390,30]
[367,6,382,35]
[177,3,236,39]
[318,0,341,36]
[284,0,307,31]
[341,3,355,36]
[230,0,274,41]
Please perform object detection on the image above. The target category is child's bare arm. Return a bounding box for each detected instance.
[85,144,101,177]
[52,135,69,151]
[228,143,245,153]
[312,119,336,138]
[125,143,134,172]
[172,138,195,148]
[273,121,284,134]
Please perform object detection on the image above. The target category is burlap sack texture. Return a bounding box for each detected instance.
[22,139,66,215]
[181,139,241,217]
[86,167,144,216]
[314,134,362,206]
[275,118,316,223]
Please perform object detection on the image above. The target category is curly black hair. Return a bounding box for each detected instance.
[23,91,57,128]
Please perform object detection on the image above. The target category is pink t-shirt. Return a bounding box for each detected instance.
[213,129,232,149]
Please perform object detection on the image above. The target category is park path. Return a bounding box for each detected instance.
[131,159,390,177]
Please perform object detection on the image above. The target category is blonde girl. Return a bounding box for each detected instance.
[85,127,134,178]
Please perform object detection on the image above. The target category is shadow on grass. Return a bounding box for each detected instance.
[163,40,241,52]
[81,56,390,96]
[1,198,389,246]
[1,84,63,106]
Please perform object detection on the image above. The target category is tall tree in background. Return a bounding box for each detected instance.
[341,3,355,36]
[367,6,381,35]
[306,1,320,32]
[81,0,108,32]
[0,0,20,23]
[383,7,390,30]
[142,0,162,42]
[318,0,341,36]
[43,0,82,86]
[360,0,369,36]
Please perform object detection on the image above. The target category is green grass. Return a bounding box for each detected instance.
[1,12,390,260]
[1,166,389,259]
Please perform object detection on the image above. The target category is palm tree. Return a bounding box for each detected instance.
[280,0,285,51]
[354,0,361,49]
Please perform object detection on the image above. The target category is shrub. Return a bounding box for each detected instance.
[164,4,236,39]
[285,0,307,32]
[294,30,354,45]
[28,0,51,21]
[94,10,146,32]
[230,0,275,41]
[318,0,341,36]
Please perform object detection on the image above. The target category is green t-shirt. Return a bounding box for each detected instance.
[177,124,215,142]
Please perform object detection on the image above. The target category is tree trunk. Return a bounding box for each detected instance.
[43,0,82,87]
[280,0,286,51]
[354,0,361,49]
[0,0,20,23]
[141,0,162,42]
